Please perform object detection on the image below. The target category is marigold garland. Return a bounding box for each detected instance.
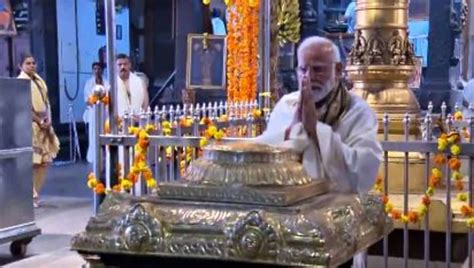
[226,0,260,102]
[374,110,474,228]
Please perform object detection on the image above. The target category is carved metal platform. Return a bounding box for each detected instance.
[72,142,392,267]
[71,193,392,267]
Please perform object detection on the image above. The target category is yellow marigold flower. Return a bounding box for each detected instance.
[162,121,171,129]
[468,217,474,228]
[200,137,209,147]
[104,120,110,134]
[384,202,393,213]
[454,111,463,121]
[163,127,172,136]
[452,171,463,181]
[139,130,149,140]
[186,155,192,162]
[437,139,448,151]
[146,179,157,188]
[145,124,156,133]
[202,0,210,5]
[120,179,132,191]
[450,144,461,156]
[180,160,186,169]
[131,165,141,175]
[426,187,435,196]
[128,126,139,135]
[87,178,98,189]
[418,204,428,216]
[457,192,468,202]
[165,146,172,156]
[87,172,96,181]
[224,0,230,5]
[252,109,262,118]
[431,168,442,179]
[213,130,225,140]
[400,215,409,224]
[219,114,228,122]
[207,125,217,136]
[447,134,459,144]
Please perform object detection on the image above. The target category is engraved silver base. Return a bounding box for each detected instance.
[71,193,393,267]
[158,180,329,206]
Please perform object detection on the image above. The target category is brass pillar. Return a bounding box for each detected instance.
[346,0,424,193]
[346,0,420,135]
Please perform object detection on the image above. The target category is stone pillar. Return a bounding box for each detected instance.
[419,0,456,110]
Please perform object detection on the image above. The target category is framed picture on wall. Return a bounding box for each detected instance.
[186,33,227,90]
[0,0,17,36]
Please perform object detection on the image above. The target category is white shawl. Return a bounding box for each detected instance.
[117,72,147,116]
[256,91,382,193]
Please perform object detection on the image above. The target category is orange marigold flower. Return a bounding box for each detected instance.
[449,158,461,171]
[94,183,106,194]
[102,94,110,105]
[422,195,431,206]
[127,172,138,183]
[433,153,447,165]
[455,180,464,191]
[382,194,389,204]
[429,175,441,188]
[391,210,402,219]
[408,211,419,223]
[461,205,473,217]
[112,184,121,192]
[138,139,149,149]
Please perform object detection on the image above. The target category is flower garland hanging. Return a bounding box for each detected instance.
[374,111,474,228]
[452,111,474,227]
[226,0,260,102]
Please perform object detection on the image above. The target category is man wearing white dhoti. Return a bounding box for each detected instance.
[83,62,109,163]
[116,54,149,117]
[256,36,382,268]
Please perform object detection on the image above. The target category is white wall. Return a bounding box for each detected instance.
[56,0,130,123]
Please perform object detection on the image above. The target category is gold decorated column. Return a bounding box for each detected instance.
[347,0,424,193]
[346,0,420,135]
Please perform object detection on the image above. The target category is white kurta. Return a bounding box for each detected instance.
[117,72,148,117]
[83,77,109,163]
[256,91,382,193]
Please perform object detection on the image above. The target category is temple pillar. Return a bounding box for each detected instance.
[418,0,458,111]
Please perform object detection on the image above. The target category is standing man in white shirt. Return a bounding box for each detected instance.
[116,54,149,117]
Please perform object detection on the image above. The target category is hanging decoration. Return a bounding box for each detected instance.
[275,0,301,46]
[373,110,474,228]
[226,0,260,102]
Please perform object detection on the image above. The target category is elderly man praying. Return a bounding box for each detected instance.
[256,35,381,268]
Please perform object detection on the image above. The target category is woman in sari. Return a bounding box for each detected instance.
[18,54,60,208]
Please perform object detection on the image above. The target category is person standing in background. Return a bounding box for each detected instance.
[18,53,60,208]
[116,54,149,117]
[83,62,109,164]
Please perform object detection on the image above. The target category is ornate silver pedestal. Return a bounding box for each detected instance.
[72,143,392,267]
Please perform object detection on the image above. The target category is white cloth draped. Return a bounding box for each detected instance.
[117,72,148,117]
[255,91,382,194]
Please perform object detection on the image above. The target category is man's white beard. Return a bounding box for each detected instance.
[312,78,336,102]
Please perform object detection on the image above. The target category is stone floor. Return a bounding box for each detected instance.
[0,162,92,268]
